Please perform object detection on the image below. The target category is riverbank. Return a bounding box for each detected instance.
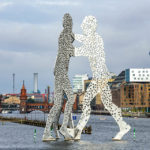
[73,110,150,118]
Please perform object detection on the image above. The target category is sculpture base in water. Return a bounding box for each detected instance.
[42,136,56,142]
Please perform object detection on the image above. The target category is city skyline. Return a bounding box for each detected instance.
[0,0,150,93]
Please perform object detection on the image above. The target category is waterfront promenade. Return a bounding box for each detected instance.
[0,113,150,150]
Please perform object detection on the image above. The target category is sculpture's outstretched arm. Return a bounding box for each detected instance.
[75,34,85,43]
[75,46,87,57]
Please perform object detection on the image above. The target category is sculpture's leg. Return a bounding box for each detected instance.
[53,107,62,139]
[42,88,63,141]
[74,80,98,140]
[66,113,75,138]
[100,83,131,140]
[42,107,57,141]
[68,113,74,128]
[59,77,75,140]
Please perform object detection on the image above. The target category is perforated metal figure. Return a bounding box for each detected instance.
[42,13,75,141]
[73,16,131,141]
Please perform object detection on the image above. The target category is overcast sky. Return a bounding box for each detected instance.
[0,0,149,93]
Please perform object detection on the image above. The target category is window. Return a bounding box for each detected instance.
[128,93,131,98]
[133,74,135,76]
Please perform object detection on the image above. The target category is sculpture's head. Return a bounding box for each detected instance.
[63,13,72,30]
[81,16,97,35]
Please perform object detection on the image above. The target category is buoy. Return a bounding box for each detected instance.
[133,128,136,140]
[34,129,36,143]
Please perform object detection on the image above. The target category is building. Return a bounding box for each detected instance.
[73,74,88,93]
[19,82,78,113]
[33,73,38,93]
[120,82,150,112]
[19,81,53,113]
[3,96,20,104]
[0,94,20,112]
[125,68,150,82]
[0,81,77,113]
[111,68,150,112]
[79,70,150,112]
[20,81,27,113]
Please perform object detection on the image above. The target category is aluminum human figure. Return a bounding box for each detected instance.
[73,16,131,140]
[42,13,75,141]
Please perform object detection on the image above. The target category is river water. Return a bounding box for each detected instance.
[0,112,150,150]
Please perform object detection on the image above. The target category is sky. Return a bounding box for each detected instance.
[0,0,149,94]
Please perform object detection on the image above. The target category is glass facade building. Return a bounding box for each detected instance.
[73,74,88,93]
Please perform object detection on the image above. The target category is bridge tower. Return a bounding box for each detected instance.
[20,81,27,113]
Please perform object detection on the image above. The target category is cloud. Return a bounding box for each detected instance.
[36,0,80,6]
[0,2,13,10]
[0,21,61,53]
[0,0,150,93]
